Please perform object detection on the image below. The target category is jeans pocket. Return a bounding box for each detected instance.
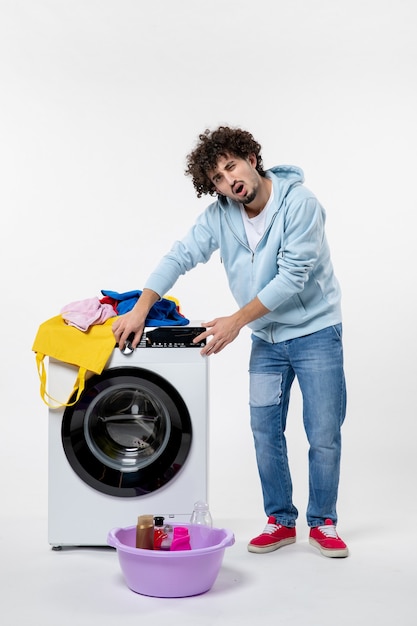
[249,372,282,408]
[331,323,343,339]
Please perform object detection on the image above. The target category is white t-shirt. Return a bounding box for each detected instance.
[240,188,274,252]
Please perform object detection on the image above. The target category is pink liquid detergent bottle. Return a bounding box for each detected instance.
[170,526,191,551]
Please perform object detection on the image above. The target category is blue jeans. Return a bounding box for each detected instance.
[249,325,347,527]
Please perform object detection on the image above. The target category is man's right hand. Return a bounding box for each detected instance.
[112,288,160,351]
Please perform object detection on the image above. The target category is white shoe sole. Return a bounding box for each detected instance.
[309,537,349,558]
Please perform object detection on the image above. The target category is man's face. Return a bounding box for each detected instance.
[208,153,261,205]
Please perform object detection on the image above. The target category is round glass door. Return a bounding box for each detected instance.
[62,367,192,497]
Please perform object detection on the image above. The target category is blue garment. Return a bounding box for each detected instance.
[101,290,189,326]
[249,325,346,527]
[144,165,342,343]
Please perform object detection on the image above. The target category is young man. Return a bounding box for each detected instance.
[112,126,349,558]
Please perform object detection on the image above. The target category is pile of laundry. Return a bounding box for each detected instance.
[60,290,189,332]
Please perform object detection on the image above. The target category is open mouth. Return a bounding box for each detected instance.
[233,183,245,195]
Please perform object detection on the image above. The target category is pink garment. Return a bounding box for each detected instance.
[61,297,116,332]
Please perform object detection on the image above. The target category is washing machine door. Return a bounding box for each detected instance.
[61,367,192,497]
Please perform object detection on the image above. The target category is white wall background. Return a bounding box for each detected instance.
[1,0,415,529]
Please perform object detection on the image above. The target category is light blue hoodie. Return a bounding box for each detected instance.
[145,166,342,343]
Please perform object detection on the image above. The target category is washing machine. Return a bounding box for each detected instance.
[48,324,209,548]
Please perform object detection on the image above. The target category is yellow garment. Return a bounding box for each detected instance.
[32,315,117,408]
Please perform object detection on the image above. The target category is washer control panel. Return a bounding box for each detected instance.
[139,326,206,348]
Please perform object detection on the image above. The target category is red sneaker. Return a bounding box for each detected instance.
[247,516,296,553]
[309,519,349,558]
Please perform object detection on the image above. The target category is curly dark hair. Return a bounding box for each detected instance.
[185,126,265,197]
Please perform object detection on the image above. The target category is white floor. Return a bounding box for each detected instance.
[2,514,415,626]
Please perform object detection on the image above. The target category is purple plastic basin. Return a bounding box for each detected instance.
[107,523,235,598]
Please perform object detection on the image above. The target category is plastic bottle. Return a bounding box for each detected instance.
[153,516,167,550]
[135,514,154,549]
[161,524,173,550]
[170,526,191,551]
[190,500,213,527]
